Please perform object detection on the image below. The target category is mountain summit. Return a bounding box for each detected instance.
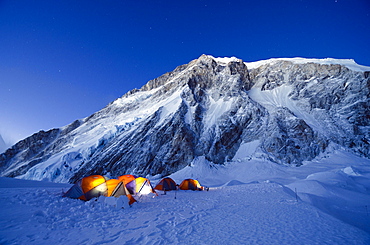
[1,55,369,183]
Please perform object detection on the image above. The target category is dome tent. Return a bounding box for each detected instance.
[179,179,204,191]
[105,178,136,205]
[63,175,108,201]
[126,177,157,196]
[117,174,137,185]
[154,177,177,192]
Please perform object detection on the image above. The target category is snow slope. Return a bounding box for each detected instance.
[1,149,370,244]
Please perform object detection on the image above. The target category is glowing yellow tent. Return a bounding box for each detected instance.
[63,175,108,201]
[126,177,157,196]
[105,178,136,205]
[179,179,204,191]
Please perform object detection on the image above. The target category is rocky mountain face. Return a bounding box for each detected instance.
[1,55,369,183]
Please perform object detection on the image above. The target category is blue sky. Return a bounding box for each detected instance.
[1,0,369,145]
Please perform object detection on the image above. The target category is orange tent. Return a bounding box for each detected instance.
[105,178,136,205]
[63,175,108,201]
[154,177,177,192]
[179,179,204,191]
[117,174,137,185]
[126,177,157,196]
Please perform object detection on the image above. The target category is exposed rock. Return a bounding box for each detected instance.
[0,55,369,183]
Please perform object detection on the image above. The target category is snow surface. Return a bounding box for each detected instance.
[1,148,370,244]
[248,83,330,137]
[204,96,236,130]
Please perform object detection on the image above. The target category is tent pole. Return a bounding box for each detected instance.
[137,180,147,194]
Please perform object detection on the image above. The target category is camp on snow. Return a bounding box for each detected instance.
[63,175,207,203]
[63,175,136,204]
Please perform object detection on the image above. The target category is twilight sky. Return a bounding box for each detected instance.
[1,0,369,145]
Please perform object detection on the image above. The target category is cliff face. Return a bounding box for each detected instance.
[1,55,369,183]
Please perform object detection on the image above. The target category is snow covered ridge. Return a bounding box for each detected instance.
[0,54,369,183]
[245,57,370,72]
[213,55,370,72]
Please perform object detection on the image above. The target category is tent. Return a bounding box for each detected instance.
[117,174,137,185]
[126,177,157,196]
[179,179,204,191]
[154,177,177,192]
[105,179,136,205]
[63,175,108,201]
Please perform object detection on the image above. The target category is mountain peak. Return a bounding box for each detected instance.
[1,56,369,183]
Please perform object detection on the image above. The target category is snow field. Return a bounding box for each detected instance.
[1,175,370,245]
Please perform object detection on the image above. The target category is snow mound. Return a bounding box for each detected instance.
[222,179,247,186]
[342,166,361,176]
